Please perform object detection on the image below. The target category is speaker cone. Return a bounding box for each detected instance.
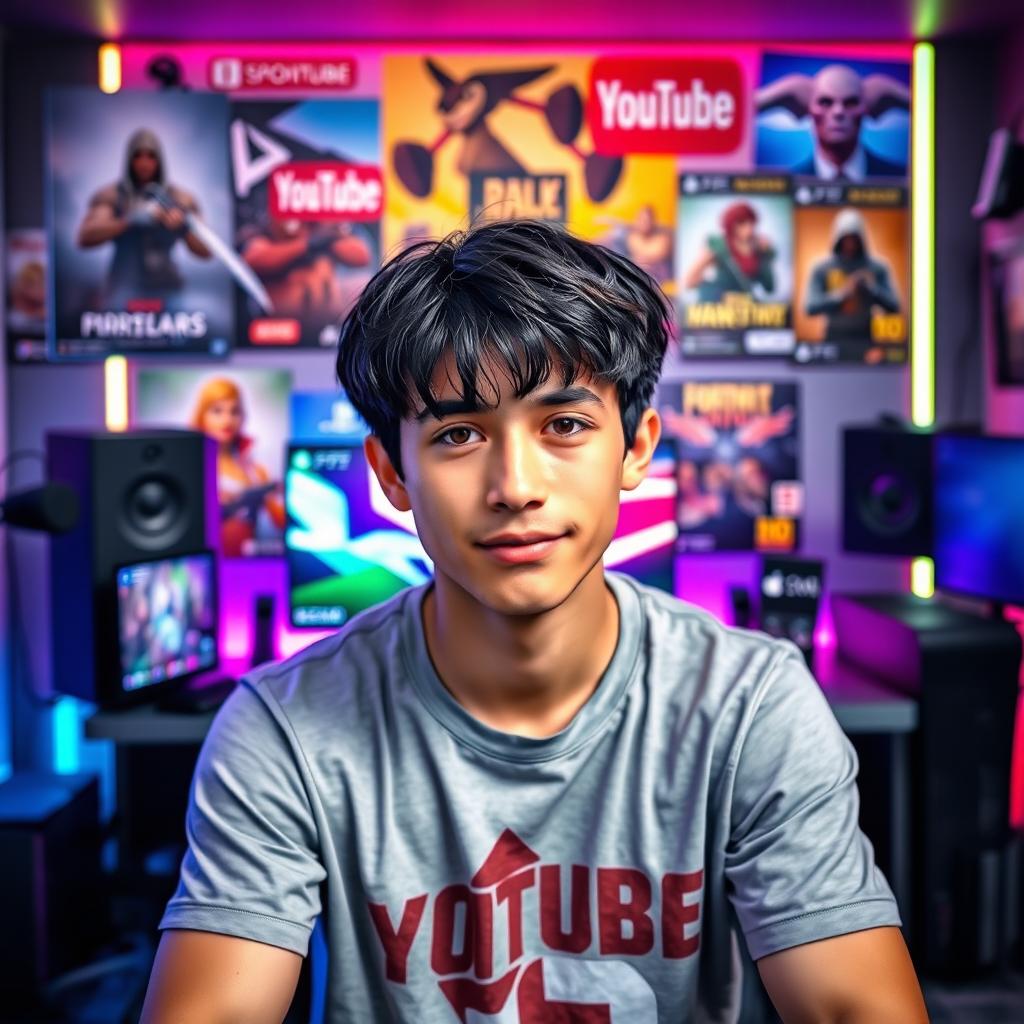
[121,474,189,549]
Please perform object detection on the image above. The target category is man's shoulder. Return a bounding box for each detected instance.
[609,571,784,680]
[242,584,421,713]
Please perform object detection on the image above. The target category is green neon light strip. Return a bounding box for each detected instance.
[912,42,936,429]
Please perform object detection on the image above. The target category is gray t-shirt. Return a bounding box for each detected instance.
[160,571,900,1022]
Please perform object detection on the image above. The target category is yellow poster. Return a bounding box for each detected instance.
[383,54,677,292]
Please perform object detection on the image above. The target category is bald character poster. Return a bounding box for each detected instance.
[754,54,910,182]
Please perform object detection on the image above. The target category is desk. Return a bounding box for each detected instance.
[815,649,917,927]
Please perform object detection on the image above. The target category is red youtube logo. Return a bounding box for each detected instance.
[588,57,745,156]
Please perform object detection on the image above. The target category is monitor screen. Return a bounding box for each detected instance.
[934,434,1024,604]
[116,551,218,692]
[286,444,433,628]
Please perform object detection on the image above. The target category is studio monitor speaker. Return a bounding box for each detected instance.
[842,423,933,557]
[46,429,216,707]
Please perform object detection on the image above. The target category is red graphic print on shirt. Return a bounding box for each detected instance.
[368,829,704,1020]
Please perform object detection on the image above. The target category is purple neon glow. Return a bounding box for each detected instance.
[87,5,930,45]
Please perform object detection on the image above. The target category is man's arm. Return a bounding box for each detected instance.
[757,926,928,1023]
[139,930,302,1024]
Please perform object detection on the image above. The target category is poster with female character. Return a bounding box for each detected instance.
[135,367,292,558]
[658,379,802,553]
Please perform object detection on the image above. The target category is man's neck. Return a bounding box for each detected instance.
[421,565,620,739]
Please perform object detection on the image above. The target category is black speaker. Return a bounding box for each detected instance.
[47,429,216,707]
[842,423,934,556]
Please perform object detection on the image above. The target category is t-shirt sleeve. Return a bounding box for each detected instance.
[724,642,902,960]
[158,680,326,956]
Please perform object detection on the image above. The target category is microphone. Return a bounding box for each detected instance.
[0,483,79,534]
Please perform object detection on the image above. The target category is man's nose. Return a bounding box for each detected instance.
[485,429,548,511]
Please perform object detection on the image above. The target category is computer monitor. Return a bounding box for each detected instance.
[285,444,433,628]
[934,434,1024,605]
[116,550,218,694]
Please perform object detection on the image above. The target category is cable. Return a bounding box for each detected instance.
[0,448,45,485]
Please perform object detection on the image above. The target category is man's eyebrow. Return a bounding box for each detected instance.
[413,385,606,423]
[531,386,606,410]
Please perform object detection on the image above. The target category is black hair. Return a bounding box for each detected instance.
[335,218,673,478]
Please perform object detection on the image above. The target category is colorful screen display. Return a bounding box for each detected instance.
[935,435,1024,604]
[286,444,433,627]
[116,551,218,691]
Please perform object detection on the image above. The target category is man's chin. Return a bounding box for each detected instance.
[480,582,572,618]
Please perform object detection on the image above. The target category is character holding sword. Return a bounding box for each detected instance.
[77,126,271,313]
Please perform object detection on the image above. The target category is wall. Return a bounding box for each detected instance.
[934,38,999,429]
[3,34,935,778]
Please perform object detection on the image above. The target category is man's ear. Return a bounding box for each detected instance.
[364,434,412,512]
[621,407,661,492]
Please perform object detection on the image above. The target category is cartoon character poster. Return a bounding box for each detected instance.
[675,173,794,359]
[755,52,911,182]
[5,228,48,363]
[135,367,292,558]
[231,99,382,349]
[46,88,234,360]
[382,54,678,289]
[659,379,802,553]
[792,182,908,365]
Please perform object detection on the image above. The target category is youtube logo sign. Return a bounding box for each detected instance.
[588,57,745,156]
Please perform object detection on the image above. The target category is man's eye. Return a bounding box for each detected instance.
[437,426,480,446]
[546,417,589,437]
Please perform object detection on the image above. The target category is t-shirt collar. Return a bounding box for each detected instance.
[399,570,643,763]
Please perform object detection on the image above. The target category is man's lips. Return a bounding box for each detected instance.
[475,531,568,565]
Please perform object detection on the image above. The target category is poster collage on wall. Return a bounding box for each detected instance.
[9,42,914,568]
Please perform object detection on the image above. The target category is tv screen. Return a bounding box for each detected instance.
[116,551,218,693]
[286,444,432,628]
[934,434,1024,604]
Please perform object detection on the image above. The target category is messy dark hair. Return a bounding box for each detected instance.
[335,218,673,479]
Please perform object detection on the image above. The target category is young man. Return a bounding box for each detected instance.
[141,220,927,1022]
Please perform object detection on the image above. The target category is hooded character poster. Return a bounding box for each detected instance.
[658,379,802,553]
[675,173,794,359]
[46,89,233,360]
[792,181,908,364]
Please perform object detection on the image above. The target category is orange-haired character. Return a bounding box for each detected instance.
[190,377,285,557]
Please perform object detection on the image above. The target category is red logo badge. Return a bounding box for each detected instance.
[588,57,744,156]
[268,163,383,221]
